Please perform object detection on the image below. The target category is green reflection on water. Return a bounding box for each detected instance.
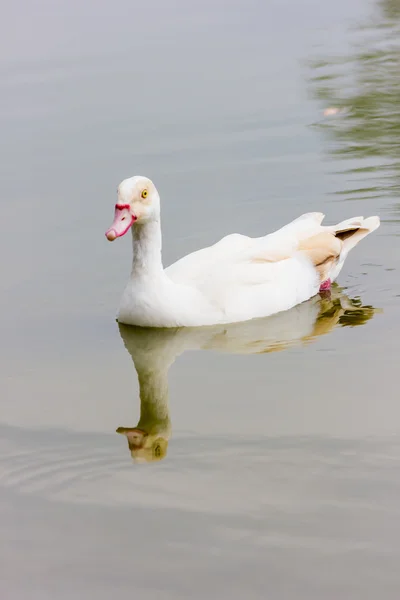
[309,0,400,203]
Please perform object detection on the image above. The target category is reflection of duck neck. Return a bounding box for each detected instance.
[136,366,170,435]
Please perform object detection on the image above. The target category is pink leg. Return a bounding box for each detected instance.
[319,278,332,292]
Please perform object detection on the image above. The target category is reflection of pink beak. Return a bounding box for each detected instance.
[105,204,136,241]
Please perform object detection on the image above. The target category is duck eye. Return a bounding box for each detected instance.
[141,189,148,199]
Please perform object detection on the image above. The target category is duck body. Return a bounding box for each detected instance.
[106,176,380,328]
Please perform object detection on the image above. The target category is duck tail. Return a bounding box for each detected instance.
[334,216,380,255]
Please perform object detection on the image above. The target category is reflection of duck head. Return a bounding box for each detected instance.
[117,287,378,463]
[116,427,169,463]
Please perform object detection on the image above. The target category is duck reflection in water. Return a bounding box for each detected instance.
[117,287,378,463]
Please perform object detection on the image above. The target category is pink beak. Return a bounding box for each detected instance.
[105,204,136,241]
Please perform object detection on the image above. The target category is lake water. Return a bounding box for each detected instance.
[1,0,400,598]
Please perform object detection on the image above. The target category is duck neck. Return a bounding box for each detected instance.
[131,218,163,279]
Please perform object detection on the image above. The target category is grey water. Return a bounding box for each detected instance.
[1,0,400,598]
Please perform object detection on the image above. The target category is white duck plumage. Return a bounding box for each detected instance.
[105,176,380,328]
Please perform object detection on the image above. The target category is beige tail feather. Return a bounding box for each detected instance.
[335,216,380,254]
[252,215,379,284]
[333,216,364,233]
[300,216,380,283]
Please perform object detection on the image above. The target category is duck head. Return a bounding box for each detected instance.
[105,175,160,241]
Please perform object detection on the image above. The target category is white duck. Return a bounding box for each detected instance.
[105,176,380,328]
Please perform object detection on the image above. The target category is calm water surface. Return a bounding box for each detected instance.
[1,0,400,598]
